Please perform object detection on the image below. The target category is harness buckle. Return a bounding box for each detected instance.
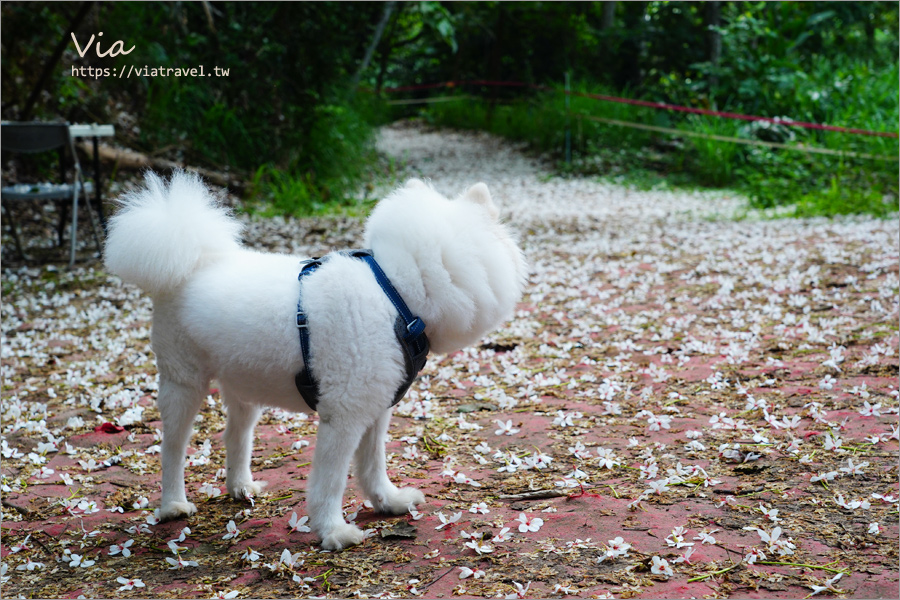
[296,311,308,329]
[407,317,423,334]
[298,257,323,280]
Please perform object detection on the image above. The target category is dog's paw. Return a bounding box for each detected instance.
[159,501,197,522]
[320,523,365,551]
[228,479,267,501]
[373,486,426,515]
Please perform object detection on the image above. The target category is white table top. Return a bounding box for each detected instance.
[68,123,115,138]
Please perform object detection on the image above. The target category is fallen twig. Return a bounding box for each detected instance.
[497,489,569,500]
[76,142,243,190]
[757,560,848,575]
[2,499,35,517]
[687,561,742,582]
[420,566,456,590]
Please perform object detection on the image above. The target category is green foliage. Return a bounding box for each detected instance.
[2,1,388,216]
[692,3,899,112]
[3,1,897,218]
[247,99,382,217]
[249,165,319,216]
[424,93,564,150]
[412,2,898,218]
[99,2,385,172]
[686,116,743,187]
[793,177,894,218]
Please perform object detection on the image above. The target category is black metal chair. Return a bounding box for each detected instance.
[1,122,103,267]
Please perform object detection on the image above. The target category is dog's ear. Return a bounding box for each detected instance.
[405,178,428,190]
[462,182,499,220]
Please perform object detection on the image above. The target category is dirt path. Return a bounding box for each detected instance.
[2,122,898,599]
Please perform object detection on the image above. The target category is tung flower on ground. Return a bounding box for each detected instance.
[665,526,693,548]
[222,520,239,540]
[515,513,544,533]
[464,538,494,555]
[651,556,673,578]
[278,548,303,569]
[694,529,718,544]
[811,470,838,483]
[16,559,44,571]
[492,527,513,543]
[504,581,531,599]
[458,566,485,579]
[288,512,311,533]
[435,511,462,530]
[494,419,520,436]
[749,526,796,557]
[469,502,490,514]
[598,536,631,562]
[241,548,262,563]
[759,504,781,523]
[109,539,134,557]
[166,555,199,569]
[808,573,844,597]
[839,457,869,476]
[116,577,145,591]
[646,479,669,494]
[595,447,620,469]
[672,546,696,564]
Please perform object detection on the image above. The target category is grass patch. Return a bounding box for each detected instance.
[244,99,391,217]
[417,76,898,218]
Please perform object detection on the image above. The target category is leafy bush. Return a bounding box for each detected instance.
[2,2,388,216]
[4,2,897,217]
[248,99,383,216]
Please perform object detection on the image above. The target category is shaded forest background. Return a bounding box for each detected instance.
[2,1,898,217]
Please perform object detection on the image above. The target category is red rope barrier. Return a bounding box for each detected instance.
[381,80,899,139]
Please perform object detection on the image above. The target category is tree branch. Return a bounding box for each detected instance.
[22,1,94,121]
[351,1,396,94]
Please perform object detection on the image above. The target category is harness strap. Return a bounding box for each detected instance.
[357,253,427,339]
[294,250,429,411]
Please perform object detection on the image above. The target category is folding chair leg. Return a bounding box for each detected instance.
[2,202,29,260]
[82,187,103,255]
[57,200,69,246]
[68,188,80,269]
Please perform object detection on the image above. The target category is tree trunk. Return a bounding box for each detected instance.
[22,1,94,121]
[618,1,646,89]
[486,6,506,120]
[705,1,722,105]
[864,12,875,62]
[375,7,406,95]
[601,2,616,30]
[351,1,396,94]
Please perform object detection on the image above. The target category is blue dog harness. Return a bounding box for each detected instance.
[294,249,429,411]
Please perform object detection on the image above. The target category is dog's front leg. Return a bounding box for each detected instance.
[224,399,266,500]
[307,420,367,550]
[157,377,205,521]
[355,409,425,514]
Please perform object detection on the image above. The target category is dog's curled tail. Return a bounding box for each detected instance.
[104,170,242,297]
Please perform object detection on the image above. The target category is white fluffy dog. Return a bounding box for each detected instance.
[104,172,526,550]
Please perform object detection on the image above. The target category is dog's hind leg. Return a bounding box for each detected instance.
[355,409,424,515]
[157,376,206,521]
[223,397,265,501]
[306,418,368,551]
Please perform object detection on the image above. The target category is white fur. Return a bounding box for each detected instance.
[103,172,526,550]
[364,179,526,354]
[103,171,243,297]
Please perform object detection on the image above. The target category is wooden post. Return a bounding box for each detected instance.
[705,1,722,107]
[565,71,572,164]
